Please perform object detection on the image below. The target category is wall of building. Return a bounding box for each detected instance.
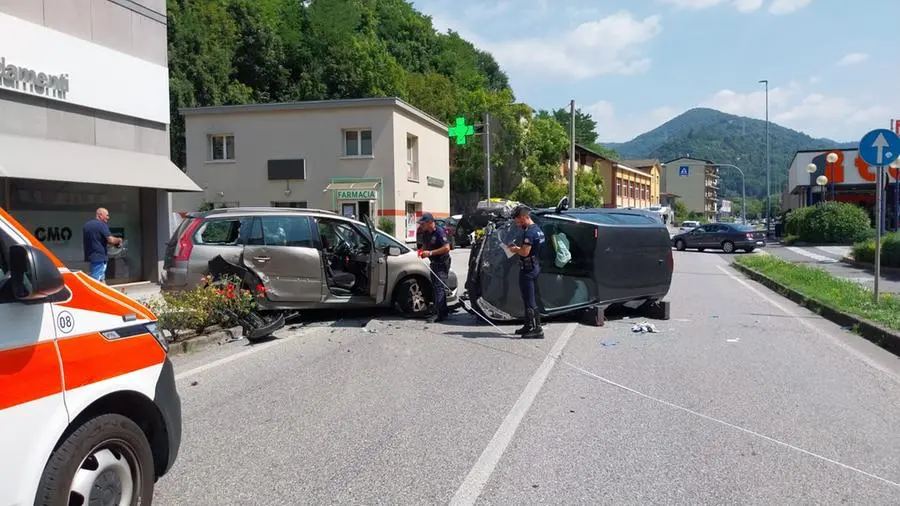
[0,0,174,283]
[612,166,652,208]
[662,158,713,215]
[176,107,396,212]
[389,108,450,237]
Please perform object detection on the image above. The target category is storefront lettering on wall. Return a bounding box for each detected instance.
[0,57,69,99]
[854,153,900,182]
[336,190,377,200]
[34,226,73,243]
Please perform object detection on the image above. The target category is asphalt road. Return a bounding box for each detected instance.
[155,248,900,505]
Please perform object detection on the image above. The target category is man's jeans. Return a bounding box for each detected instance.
[89,261,108,282]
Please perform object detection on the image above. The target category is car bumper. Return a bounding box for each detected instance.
[153,357,182,477]
[737,239,767,248]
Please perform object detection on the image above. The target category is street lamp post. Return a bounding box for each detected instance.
[712,163,746,224]
[759,79,770,237]
[806,163,817,205]
[816,175,828,201]
[825,152,838,201]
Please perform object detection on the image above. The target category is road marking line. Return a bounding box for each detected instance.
[450,322,578,506]
[174,326,324,382]
[786,246,838,263]
[716,264,900,383]
[816,246,851,258]
[563,361,900,490]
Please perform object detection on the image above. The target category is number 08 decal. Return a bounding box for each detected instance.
[56,310,75,334]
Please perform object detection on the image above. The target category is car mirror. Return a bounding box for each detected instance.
[8,244,65,302]
[385,246,402,256]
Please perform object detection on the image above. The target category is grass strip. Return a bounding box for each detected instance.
[734,254,900,331]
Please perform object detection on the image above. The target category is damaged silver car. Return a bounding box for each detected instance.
[162,208,459,317]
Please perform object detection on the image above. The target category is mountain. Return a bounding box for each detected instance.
[602,108,857,199]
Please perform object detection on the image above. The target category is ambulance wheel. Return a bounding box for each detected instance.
[35,413,155,506]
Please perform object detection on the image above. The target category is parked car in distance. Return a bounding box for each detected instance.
[465,200,673,323]
[162,208,458,317]
[671,222,766,253]
[679,220,700,233]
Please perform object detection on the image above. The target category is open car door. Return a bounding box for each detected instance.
[361,215,388,303]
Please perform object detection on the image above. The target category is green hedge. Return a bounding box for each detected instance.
[784,202,872,244]
[851,232,900,267]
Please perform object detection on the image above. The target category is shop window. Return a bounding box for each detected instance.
[344,129,373,157]
[208,134,235,161]
[616,178,621,196]
[405,202,421,242]
[407,134,419,181]
[8,180,143,284]
[195,219,242,245]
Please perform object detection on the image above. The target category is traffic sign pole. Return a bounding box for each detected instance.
[875,165,883,302]
[484,112,491,201]
[857,128,900,303]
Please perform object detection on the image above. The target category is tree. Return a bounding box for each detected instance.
[672,199,689,223]
[521,115,568,190]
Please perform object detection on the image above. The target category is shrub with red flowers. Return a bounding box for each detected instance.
[146,274,268,340]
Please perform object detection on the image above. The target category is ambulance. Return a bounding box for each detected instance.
[0,208,181,505]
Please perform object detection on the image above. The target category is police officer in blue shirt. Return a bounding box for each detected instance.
[507,206,545,339]
[417,212,451,323]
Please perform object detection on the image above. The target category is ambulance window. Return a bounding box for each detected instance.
[0,231,9,278]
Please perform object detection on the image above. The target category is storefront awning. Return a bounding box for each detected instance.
[0,133,202,192]
[324,181,380,191]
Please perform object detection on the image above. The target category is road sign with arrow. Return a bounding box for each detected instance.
[859,128,900,167]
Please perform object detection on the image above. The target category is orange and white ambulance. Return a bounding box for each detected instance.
[0,208,181,505]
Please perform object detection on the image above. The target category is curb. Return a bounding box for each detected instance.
[839,257,900,276]
[166,326,244,356]
[731,261,900,357]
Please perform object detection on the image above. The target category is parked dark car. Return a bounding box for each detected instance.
[464,199,673,324]
[670,222,766,253]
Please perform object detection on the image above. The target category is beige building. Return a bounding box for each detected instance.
[660,157,720,221]
[0,1,200,285]
[619,159,663,206]
[176,98,450,243]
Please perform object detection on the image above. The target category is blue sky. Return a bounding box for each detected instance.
[410,0,900,143]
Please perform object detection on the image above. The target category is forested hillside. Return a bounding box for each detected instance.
[167,0,598,206]
[604,108,857,200]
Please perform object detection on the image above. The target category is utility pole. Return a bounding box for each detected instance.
[568,100,576,208]
[484,112,491,201]
[759,79,770,237]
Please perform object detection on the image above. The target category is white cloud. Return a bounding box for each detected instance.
[836,52,869,66]
[699,83,889,140]
[768,0,813,15]
[659,0,725,9]
[733,0,764,12]
[660,0,805,13]
[481,11,662,80]
[586,100,681,142]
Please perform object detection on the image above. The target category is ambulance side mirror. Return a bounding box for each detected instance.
[9,244,65,302]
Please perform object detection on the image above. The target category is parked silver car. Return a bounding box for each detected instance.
[161,208,458,316]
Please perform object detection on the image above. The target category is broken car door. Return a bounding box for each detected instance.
[242,215,324,303]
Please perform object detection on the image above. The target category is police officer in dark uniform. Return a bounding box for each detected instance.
[417,212,452,323]
[507,206,545,339]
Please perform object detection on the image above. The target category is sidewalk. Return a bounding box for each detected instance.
[764,244,900,294]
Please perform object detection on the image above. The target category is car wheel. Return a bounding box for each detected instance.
[394,277,431,317]
[34,413,156,506]
[697,248,705,252]
[722,241,735,253]
[674,239,686,251]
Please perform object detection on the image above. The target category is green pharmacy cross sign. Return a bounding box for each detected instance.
[448,116,475,145]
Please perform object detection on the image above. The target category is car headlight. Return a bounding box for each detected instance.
[145,322,168,353]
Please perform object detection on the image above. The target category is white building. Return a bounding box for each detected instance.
[0,3,200,285]
[176,98,451,243]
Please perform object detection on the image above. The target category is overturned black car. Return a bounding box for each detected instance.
[463,198,673,326]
